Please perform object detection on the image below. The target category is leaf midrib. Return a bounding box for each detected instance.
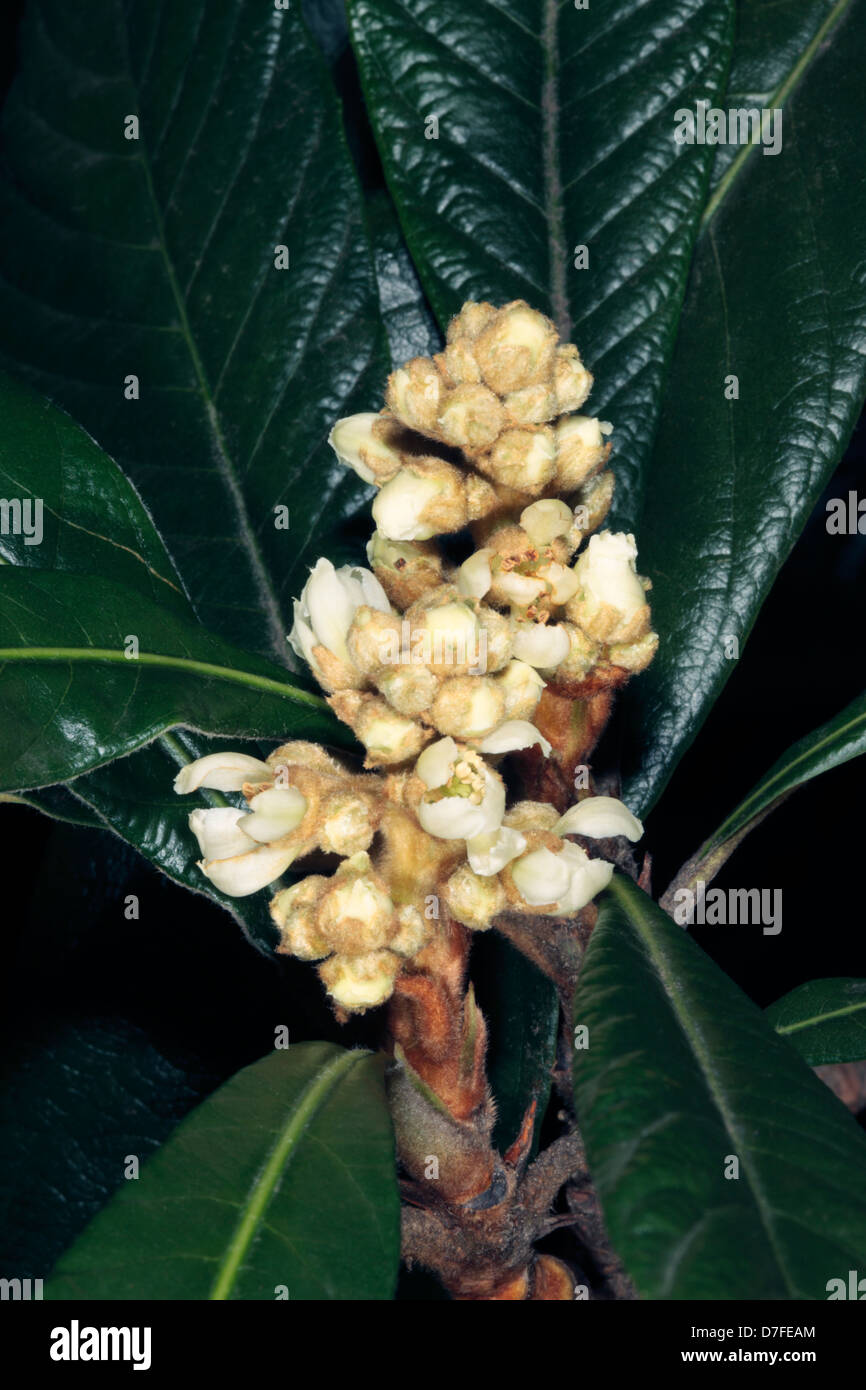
[0,645,327,708]
[209,1048,365,1300]
[701,0,855,229]
[607,874,796,1297]
[775,996,866,1038]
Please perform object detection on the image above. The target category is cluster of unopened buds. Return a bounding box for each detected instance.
[174,301,658,1013]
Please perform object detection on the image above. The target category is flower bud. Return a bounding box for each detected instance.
[503,382,557,425]
[464,473,502,523]
[482,428,555,494]
[405,587,484,678]
[553,416,612,490]
[366,531,443,606]
[237,786,308,843]
[267,741,350,779]
[328,691,432,766]
[372,457,466,541]
[437,384,505,452]
[476,605,513,672]
[318,791,379,857]
[436,339,482,386]
[389,905,433,957]
[520,498,574,546]
[346,605,405,676]
[555,796,643,842]
[607,629,659,673]
[316,852,397,955]
[567,531,651,645]
[473,301,558,395]
[495,660,545,720]
[574,468,615,536]
[416,738,506,840]
[318,950,401,1012]
[444,862,507,930]
[375,663,441,717]
[385,357,444,433]
[289,558,392,692]
[174,751,272,794]
[430,675,506,740]
[447,300,497,342]
[271,876,331,960]
[553,344,593,412]
[503,800,560,832]
[328,412,404,484]
[511,620,571,669]
[554,622,600,682]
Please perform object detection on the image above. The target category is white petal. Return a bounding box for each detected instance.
[511,846,574,906]
[173,752,272,794]
[372,470,439,541]
[237,786,309,844]
[189,808,257,860]
[352,565,392,614]
[417,765,505,841]
[200,842,298,897]
[304,558,357,665]
[520,498,574,544]
[467,825,527,876]
[557,845,614,913]
[511,622,571,669]
[477,720,551,756]
[555,796,644,843]
[416,737,459,791]
[499,571,547,606]
[456,549,493,600]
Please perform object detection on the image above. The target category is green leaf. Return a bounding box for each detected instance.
[471,932,559,1154]
[621,0,866,813]
[768,979,866,1067]
[574,872,866,1299]
[661,689,866,905]
[0,373,189,612]
[348,0,734,518]
[0,0,386,659]
[45,1043,401,1300]
[0,568,349,791]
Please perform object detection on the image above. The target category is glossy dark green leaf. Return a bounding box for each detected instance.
[349,0,734,518]
[768,979,866,1066]
[45,1043,401,1300]
[471,932,559,1154]
[574,873,866,1299]
[0,373,189,613]
[0,1017,224,1281]
[367,190,441,369]
[0,0,386,660]
[0,568,348,790]
[621,0,866,812]
[661,689,866,905]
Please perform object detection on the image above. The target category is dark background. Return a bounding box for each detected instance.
[0,1,863,1284]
